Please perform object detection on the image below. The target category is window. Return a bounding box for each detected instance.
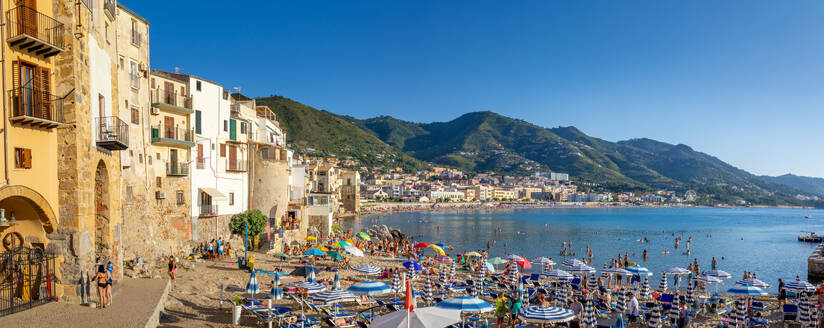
[151,78,155,88]
[229,192,235,205]
[223,89,229,100]
[196,81,202,91]
[156,177,162,188]
[130,20,139,45]
[131,107,139,124]
[223,120,228,131]
[220,144,226,157]
[14,148,31,169]
[129,61,139,89]
[240,122,246,134]
[176,191,185,205]
[138,154,143,163]
[195,110,202,134]
[156,152,160,160]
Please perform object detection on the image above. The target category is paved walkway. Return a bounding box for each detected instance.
[0,278,170,328]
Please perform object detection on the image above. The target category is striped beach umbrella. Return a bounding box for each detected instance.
[735,278,770,288]
[475,268,485,296]
[290,281,326,294]
[246,270,260,295]
[543,269,574,281]
[509,265,520,287]
[615,291,625,313]
[449,261,457,278]
[567,264,596,274]
[734,298,747,325]
[705,269,732,279]
[686,280,695,305]
[663,267,691,275]
[787,279,816,292]
[727,285,767,296]
[352,265,382,275]
[669,293,680,319]
[404,261,423,272]
[562,258,584,267]
[518,306,575,324]
[504,254,525,262]
[392,273,401,293]
[426,277,434,299]
[799,294,811,327]
[641,276,651,299]
[694,274,723,284]
[436,296,494,313]
[347,281,391,296]
[603,267,632,276]
[557,282,568,306]
[588,273,598,291]
[601,263,609,279]
[582,298,598,328]
[625,266,653,276]
[271,272,283,300]
[310,289,358,305]
[407,268,416,282]
[659,274,667,292]
[647,304,661,328]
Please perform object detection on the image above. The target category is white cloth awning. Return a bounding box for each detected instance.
[199,187,227,200]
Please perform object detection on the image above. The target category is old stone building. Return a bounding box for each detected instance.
[49,0,127,303]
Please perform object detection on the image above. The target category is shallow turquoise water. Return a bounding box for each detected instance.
[343,207,824,293]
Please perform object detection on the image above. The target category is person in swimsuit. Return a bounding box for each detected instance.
[106,261,114,307]
[95,265,110,308]
[168,255,177,283]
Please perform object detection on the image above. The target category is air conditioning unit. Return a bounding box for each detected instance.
[151,107,159,115]
[138,62,148,72]
[155,190,166,199]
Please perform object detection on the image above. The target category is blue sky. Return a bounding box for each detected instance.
[124,1,824,178]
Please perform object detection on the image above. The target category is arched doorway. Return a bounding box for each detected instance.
[0,185,57,251]
[94,160,110,259]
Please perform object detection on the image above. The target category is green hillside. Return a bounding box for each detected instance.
[763,174,824,197]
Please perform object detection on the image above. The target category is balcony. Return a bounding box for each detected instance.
[166,163,189,176]
[230,104,241,118]
[151,88,192,115]
[103,0,116,20]
[7,86,64,129]
[151,125,194,148]
[6,6,65,59]
[199,204,218,217]
[129,73,140,90]
[96,116,128,150]
[224,158,247,172]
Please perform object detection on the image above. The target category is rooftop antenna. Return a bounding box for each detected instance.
[233,87,241,94]
[174,67,183,74]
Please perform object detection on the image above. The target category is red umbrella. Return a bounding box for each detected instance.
[413,243,430,249]
[404,280,415,312]
[516,259,532,269]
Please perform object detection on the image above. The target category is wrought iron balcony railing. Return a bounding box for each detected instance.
[166,163,189,176]
[199,204,218,216]
[96,116,128,150]
[7,86,64,128]
[6,6,65,58]
[151,88,192,110]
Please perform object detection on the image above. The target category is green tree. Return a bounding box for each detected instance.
[229,210,268,236]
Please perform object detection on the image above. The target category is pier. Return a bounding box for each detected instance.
[808,243,824,279]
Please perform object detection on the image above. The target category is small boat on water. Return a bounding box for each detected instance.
[806,215,813,219]
[799,231,823,242]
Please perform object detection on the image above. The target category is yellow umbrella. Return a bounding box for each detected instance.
[332,241,342,248]
[428,244,446,256]
[317,246,329,251]
[305,236,317,241]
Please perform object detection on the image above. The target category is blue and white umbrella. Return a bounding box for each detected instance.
[403,261,423,272]
[733,298,746,326]
[557,282,569,306]
[392,273,401,293]
[532,257,555,266]
[799,294,811,327]
[615,291,626,313]
[310,289,358,304]
[735,278,770,288]
[503,254,525,262]
[290,281,326,294]
[347,281,391,296]
[641,276,651,299]
[625,266,653,276]
[562,258,584,267]
[518,306,575,324]
[686,280,695,304]
[426,277,434,299]
[509,265,520,288]
[669,293,680,319]
[271,272,283,300]
[543,269,574,281]
[333,272,341,290]
[786,279,816,292]
[647,304,661,328]
[436,296,493,313]
[352,265,382,275]
[727,285,767,296]
[567,264,596,274]
[588,274,598,291]
[246,270,260,295]
[659,274,667,292]
[705,269,732,279]
[582,298,598,328]
[449,261,457,278]
[663,267,691,275]
[694,274,723,284]
[603,267,632,276]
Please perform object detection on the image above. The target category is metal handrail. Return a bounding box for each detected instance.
[199,204,218,216]
[5,5,65,49]
[96,116,128,146]
[151,88,192,109]
[152,124,193,143]
[166,163,189,176]
[7,86,64,123]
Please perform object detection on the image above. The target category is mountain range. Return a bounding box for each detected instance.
[252,94,822,207]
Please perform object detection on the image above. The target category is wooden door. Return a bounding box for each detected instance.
[164,116,174,139]
[163,81,174,105]
[170,149,178,168]
[20,63,35,116]
[228,145,237,170]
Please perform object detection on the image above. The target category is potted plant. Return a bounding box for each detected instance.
[231,296,243,325]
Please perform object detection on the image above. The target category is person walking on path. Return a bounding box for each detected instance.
[105,261,114,307]
[168,255,177,283]
[94,265,110,309]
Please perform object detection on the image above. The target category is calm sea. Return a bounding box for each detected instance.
[342,207,824,293]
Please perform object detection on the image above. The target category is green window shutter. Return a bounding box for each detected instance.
[240,122,246,134]
[229,118,237,141]
[195,110,202,134]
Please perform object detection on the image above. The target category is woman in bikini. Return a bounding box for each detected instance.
[168,255,177,283]
[95,265,110,308]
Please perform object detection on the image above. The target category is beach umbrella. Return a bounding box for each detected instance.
[311,289,358,304]
[799,294,811,327]
[436,255,453,263]
[326,250,344,261]
[503,254,525,261]
[543,269,574,281]
[428,244,446,256]
[625,266,653,276]
[406,268,417,282]
[603,267,632,276]
[641,276,651,298]
[582,298,597,328]
[357,232,370,241]
[483,261,495,273]
[663,267,691,275]
[786,279,816,292]
[436,296,493,313]
[588,273,598,291]
[734,298,747,326]
[290,265,321,277]
[561,258,584,267]
[518,306,576,324]
[659,274,668,292]
[352,264,383,275]
[488,257,506,265]
[735,278,770,288]
[305,236,317,241]
[348,281,391,296]
[246,270,260,295]
[694,274,723,284]
[333,271,341,290]
[509,264,520,287]
[533,257,556,266]
[333,240,352,248]
[449,261,457,278]
[601,263,608,279]
[413,242,430,249]
[404,261,423,272]
[272,272,283,300]
[304,248,326,256]
[273,252,290,260]
[425,277,434,300]
[727,285,767,296]
[566,264,596,274]
[369,306,461,328]
[317,246,329,252]
[705,269,732,279]
[669,293,680,319]
[556,282,568,306]
[615,291,625,313]
[686,280,695,305]
[515,259,532,269]
[435,242,448,248]
[343,245,365,257]
[392,273,401,293]
[647,304,661,328]
[290,281,326,294]
[464,251,482,257]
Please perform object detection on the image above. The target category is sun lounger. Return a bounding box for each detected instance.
[783,304,798,321]
[750,301,765,313]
